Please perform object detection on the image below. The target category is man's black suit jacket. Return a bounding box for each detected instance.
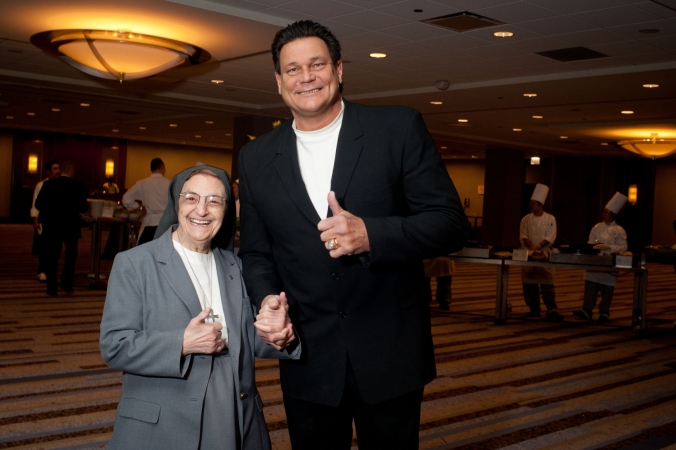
[238,101,469,406]
[35,175,89,239]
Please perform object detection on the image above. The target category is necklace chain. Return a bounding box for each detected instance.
[177,231,218,323]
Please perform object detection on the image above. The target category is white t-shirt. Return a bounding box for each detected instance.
[293,101,345,219]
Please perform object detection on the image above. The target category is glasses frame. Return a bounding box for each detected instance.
[179,191,227,210]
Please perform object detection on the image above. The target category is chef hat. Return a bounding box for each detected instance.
[605,191,628,214]
[531,183,549,204]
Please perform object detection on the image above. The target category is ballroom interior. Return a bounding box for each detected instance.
[1,0,676,448]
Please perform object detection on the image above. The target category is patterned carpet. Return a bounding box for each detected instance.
[1,224,676,449]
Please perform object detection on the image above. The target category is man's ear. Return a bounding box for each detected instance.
[275,72,282,95]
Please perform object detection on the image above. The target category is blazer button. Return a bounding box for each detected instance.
[240,392,247,399]
[332,273,340,280]
[339,311,347,319]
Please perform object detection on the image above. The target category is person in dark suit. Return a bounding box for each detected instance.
[238,20,468,450]
[35,160,89,296]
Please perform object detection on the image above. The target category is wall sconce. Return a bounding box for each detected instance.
[105,159,115,177]
[530,157,540,165]
[27,154,39,174]
[628,185,638,205]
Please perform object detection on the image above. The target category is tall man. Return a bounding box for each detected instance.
[519,184,564,321]
[35,161,88,296]
[122,158,170,245]
[238,20,468,449]
[30,160,61,281]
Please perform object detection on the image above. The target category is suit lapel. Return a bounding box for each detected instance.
[214,250,241,364]
[329,101,363,214]
[274,125,321,224]
[156,227,203,317]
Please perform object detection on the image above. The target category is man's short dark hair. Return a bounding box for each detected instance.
[271,20,341,74]
[151,158,164,172]
[44,159,59,171]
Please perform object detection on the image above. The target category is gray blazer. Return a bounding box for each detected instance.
[100,227,298,450]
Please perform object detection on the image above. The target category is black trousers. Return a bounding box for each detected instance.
[42,231,79,294]
[284,359,424,450]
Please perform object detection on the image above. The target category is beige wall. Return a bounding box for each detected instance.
[126,141,233,188]
[445,160,485,224]
[0,132,13,217]
[652,159,676,246]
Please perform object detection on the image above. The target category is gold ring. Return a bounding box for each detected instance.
[327,238,340,250]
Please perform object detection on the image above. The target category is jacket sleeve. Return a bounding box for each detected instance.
[609,226,628,253]
[99,252,190,378]
[360,111,469,265]
[238,154,284,308]
[122,181,142,210]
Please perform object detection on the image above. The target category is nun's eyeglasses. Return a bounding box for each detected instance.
[179,192,227,210]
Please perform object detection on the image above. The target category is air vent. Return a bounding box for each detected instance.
[536,47,608,62]
[421,12,504,32]
[113,110,141,115]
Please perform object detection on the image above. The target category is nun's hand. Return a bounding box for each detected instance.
[255,293,295,351]
[182,308,225,355]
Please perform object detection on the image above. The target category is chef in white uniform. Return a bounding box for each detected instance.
[520,184,564,321]
[573,192,628,324]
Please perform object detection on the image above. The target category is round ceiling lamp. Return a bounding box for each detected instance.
[618,133,676,158]
[31,29,211,83]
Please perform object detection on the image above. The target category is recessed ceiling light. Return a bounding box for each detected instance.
[440,146,447,149]
[170,124,178,127]
[80,103,90,107]
[225,133,232,136]
[621,110,634,114]
[6,116,13,119]
[195,135,201,138]
[493,31,513,37]
[211,80,224,84]
[369,52,387,59]
[112,146,119,150]
[139,126,146,130]
[643,84,659,88]
[27,112,35,116]
[513,128,522,131]
[523,93,537,97]
[205,120,214,124]
[532,115,543,119]
[430,101,442,105]
[601,142,609,146]
[458,119,468,122]
[51,108,60,112]
[471,155,478,159]
[560,136,568,139]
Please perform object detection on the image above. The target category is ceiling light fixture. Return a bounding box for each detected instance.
[642,84,659,88]
[205,120,214,124]
[369,52,387,58]
[458,119,468,122]
[621,110,634,114]
[493,31,514,37]
[31,29,211,83]
[139,126,146,130]
[523,93,537,97]
[51,108,60,112]
[513,128,522,131]
[532,115,543,119]
[560,136,568,139]
[170,124,178,127]
[619,133,676,158]
[27,112,35,116]
[80,103,90,107]
[430,101,442,105]
[211,80,224,84]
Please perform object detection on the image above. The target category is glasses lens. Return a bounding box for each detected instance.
[206,195,225,208]
[182,193,198,204]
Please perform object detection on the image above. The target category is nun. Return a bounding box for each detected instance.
[100,165,300,450]
[573,192,628,324]
[519,183,564,321]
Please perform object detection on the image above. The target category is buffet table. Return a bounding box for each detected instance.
[81,216,138,289]
[447,254,649,331]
